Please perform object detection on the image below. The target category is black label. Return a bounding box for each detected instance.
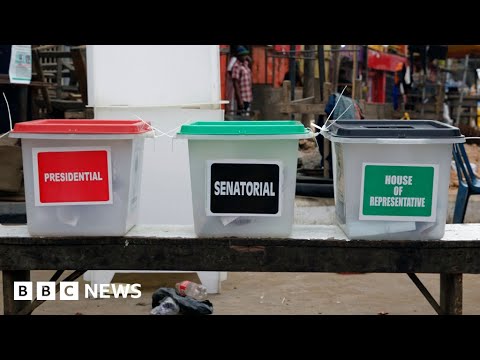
[209,162,281,215]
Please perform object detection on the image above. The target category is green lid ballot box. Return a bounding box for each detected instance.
[177,121,312,237]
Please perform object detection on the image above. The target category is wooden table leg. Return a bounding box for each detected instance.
[440,273,463,315]
[2,270,31,315]
[17,86,28,123]
[324,139,330,178]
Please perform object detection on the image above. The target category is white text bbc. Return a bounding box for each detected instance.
[14,282,142,300]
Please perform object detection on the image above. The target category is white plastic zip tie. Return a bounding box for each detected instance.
[310,88,353,138]
[0,92,13,139]
[320,85,348,132]
[133,114,185,138]
[133,114,192,153]
[310,104,352,138]
[325,103,353,130]
[133,114,172,138]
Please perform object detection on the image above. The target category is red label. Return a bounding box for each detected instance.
[35,149,111,205]
[178,281,189,296]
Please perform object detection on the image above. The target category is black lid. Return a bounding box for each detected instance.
[327,120,463,138]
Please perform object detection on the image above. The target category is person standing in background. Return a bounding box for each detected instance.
[226,46,238,115]
[231,46,253,117]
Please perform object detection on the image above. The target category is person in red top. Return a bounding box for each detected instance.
[231,46,253,116]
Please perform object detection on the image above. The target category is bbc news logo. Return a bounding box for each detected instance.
[14,282,142,300]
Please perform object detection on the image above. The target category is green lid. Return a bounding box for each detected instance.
[178,121,309,135]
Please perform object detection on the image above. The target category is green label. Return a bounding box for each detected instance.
[360,164,438,221]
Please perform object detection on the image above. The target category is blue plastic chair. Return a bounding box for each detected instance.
[452,143,480,223]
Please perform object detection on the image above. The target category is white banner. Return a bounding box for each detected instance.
[9,45,32,84]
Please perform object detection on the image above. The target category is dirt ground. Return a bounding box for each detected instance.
[2,271,480,315]
[1,143,479,315]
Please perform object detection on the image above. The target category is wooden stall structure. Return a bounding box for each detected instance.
[32,45,90,119]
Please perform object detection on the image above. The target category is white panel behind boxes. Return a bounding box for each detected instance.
[87,45,221,107]
[86,45,225,294]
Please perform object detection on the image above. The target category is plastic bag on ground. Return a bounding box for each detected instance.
[152,287,213,315]
[150,296,180,315]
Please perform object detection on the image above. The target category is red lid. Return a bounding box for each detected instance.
[12,119,152,134]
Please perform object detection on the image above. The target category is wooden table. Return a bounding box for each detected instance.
[1,224,479,315]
